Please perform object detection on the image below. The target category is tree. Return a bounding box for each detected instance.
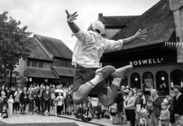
[0,11,33,85]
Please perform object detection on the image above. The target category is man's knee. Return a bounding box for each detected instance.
[72,92,85,105]
[101,99,114,107]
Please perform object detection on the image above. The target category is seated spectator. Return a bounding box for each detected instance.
[80,108,93,122]
[0,105,8,119]
[74,103,86,119]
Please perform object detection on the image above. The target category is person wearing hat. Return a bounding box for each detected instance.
[65,10,147,107]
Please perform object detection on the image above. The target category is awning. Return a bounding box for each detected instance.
[52,66,75,77]
[25,67,59,79]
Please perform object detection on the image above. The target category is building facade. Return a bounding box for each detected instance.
[17,34,75,87]
[101,0,181,95]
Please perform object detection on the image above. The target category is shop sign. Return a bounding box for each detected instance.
[129,56,176,66]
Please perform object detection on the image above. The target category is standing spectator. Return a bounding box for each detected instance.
[20,88,27,114]
[124,89,136,126]
[173,85,183,124]
[34,85,39,112]
[50,85,55,109]
[159,99,170,126]
[168,93,175,125]
[0,85,8,97]
[135,90,144,125]
[115,91,123,120]
[14,88,21,113]
[7,94,14,117]
[149,89,163,126]
[56,92,64,115]
[66,86,73,115]
[37,85,44,115]
[29,89,34,114]
[66,94,73,115]
[43,86,51,114]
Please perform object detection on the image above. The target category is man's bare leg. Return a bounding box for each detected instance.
[98,64,133,107]
[72,66,115,104]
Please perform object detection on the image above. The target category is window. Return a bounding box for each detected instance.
[156,71,169,95]
[142,72,154,92]
[54,59,60,66]
[32,60,37,67]
[60,60,66,67]
[38,61,43,68]
[66,60,73,68]
[130,72,141,89]
[170,69,183,88]
[27,59,31,66]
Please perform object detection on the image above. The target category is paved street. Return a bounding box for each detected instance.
[0,113,127,126]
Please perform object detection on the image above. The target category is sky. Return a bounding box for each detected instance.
[0,0,160,51]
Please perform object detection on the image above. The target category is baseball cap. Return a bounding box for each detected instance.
[91,20,105,35]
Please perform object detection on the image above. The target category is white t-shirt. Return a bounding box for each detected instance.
[90,97,99,107]
[56,96,64,106]
[55,89,63,93]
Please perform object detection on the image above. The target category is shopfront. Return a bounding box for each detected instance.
[102,43,182,96]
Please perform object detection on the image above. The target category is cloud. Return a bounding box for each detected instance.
[0,0,160,50]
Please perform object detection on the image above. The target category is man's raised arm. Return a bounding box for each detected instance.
[123,29,147,46]
[65,10,80,33]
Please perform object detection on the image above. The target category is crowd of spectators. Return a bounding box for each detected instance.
[0,83,183,126]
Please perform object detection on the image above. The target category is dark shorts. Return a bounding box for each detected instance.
[72,64,107,97]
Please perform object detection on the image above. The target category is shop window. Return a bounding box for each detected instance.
[130,72,141,89]
[142,72,154,92]
[170,69,183,88]
[156,71,169,95]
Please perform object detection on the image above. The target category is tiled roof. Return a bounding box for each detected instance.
[52,66,75,77]
[99,13,139,27]
[112,0,175,49]
[28,38,52,61]
[25,67,59,79]
[34,34,72,59]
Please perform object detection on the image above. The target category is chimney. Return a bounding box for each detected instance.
[169,0,183,63]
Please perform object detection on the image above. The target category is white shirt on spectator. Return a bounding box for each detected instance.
[56,96,64,106]
[90,97,99,107]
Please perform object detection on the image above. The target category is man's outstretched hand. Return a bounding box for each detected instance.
[65,10,78,23]
[134,29,147,40]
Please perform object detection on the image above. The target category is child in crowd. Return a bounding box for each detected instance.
[109,103,117,121]
[159,99,170,126]
[56,93,64,115]
[7,95,14,117]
